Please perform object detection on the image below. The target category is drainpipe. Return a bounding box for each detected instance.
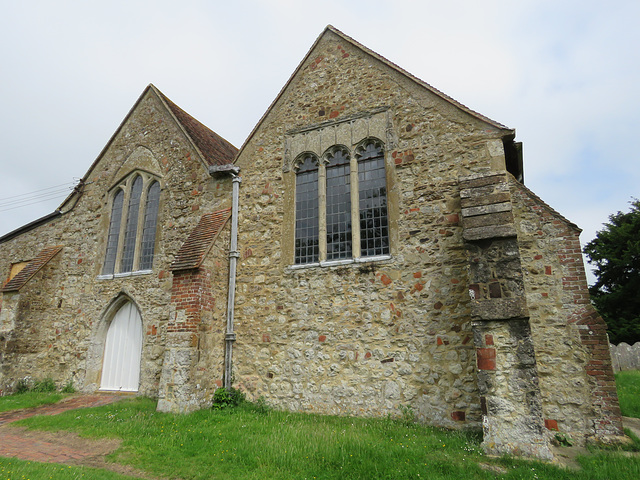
[208,165,241,390]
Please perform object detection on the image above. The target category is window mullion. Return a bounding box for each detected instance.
[350,154,361,259]
[318,163,327,262]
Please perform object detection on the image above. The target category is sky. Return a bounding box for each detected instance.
[1,0,638,283]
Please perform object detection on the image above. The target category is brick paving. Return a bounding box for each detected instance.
[0,394,160,478]
[0,393,123,425]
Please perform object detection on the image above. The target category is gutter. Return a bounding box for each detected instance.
[209,164,241,389]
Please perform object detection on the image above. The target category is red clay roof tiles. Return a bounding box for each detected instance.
[1,246,63,292]
[170,209,231,271]
[158,92,238,166]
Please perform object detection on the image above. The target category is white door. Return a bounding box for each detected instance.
[100,302,143,392]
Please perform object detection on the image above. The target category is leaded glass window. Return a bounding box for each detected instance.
[326,147,352,260]
[295,155,319,264]
[120,176,143,273]
[291,137,389,266]
[139,181,160,270]
[358,142,389,257]
[103,190,124,275]
[102,172,160,276]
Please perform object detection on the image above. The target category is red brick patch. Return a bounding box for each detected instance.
[451,411,466,421]
[545,419,559,431]
[477,348,496,370]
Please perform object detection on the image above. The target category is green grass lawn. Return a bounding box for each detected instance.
[1,396,637,480]
[0,391,66,413]
[2,370,640,480]
[0,457,139,480]
[615,370,640,418]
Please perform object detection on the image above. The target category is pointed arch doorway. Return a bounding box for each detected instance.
[100,301,143,392]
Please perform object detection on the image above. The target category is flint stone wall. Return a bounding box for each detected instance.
[232,30,512,427]
[0,89,231,397]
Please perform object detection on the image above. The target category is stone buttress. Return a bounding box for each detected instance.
[460,172,553,460]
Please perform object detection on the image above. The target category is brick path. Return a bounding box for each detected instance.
[0,394,160,479]
[0,393,123,425]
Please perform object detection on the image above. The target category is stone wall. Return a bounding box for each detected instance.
[232,30,511,428]
[511,179,624,443]
[0,88,232,397]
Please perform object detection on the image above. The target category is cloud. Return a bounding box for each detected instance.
[1,0,638,266]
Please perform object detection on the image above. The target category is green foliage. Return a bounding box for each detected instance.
[397,404,416,426]
[0,456,138,479]
[11,395,640,480]
[615,370,640,418]
[31,377,57,393]
[14,378,30,394]
[584,199,640,344]
[61,380,76,393]
[0,391,65,412]
[554,432,574,446]
[211,387,245,409]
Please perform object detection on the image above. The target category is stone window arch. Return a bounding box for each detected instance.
[324,145,352,260]
[294,153,320,265]
[355,139,389,257]
[101,171,161,277]
[291,138,390,266]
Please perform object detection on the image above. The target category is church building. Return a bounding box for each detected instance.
[0,26,624,459]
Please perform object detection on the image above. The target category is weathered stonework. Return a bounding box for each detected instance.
[0,26,624,459]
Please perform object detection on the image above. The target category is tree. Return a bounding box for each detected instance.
[584,199,640,345]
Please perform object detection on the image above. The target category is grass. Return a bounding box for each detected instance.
[1,396,637,480]
[1,370,640,479]
[0,457,139,480]
[616,370,640,417]
[0,391,66,413]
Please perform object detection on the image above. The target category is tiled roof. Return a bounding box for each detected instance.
[1,246,63,292]
[157,91,238,166]
[170,209,232,271]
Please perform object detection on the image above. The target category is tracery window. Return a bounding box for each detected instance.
[357,141,389,257]
[294,155,319,264]
[102,173,161,276]
[325,147,352,260]
[293,139,389,266]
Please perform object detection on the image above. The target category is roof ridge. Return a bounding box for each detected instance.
[153,87,239,166]
[234,25,512,160]
[325,25,510,131]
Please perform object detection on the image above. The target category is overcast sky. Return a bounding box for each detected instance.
[1,0,638,282]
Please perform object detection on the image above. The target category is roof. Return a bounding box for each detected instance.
[156,89,238,166]
[4,85,238,242]
[235,25,513,159]
[1,245,63,292]
[57,84,237,213]
[170,208,232,271]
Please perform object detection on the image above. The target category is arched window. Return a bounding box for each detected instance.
[357,141,389,257]
[294,155,319,264]
[139,181,160,270]
[103,190,124,275]
[325,147,352,260]
[121,175,143,273]
[292,138,389,266]
[101,172,161,276]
